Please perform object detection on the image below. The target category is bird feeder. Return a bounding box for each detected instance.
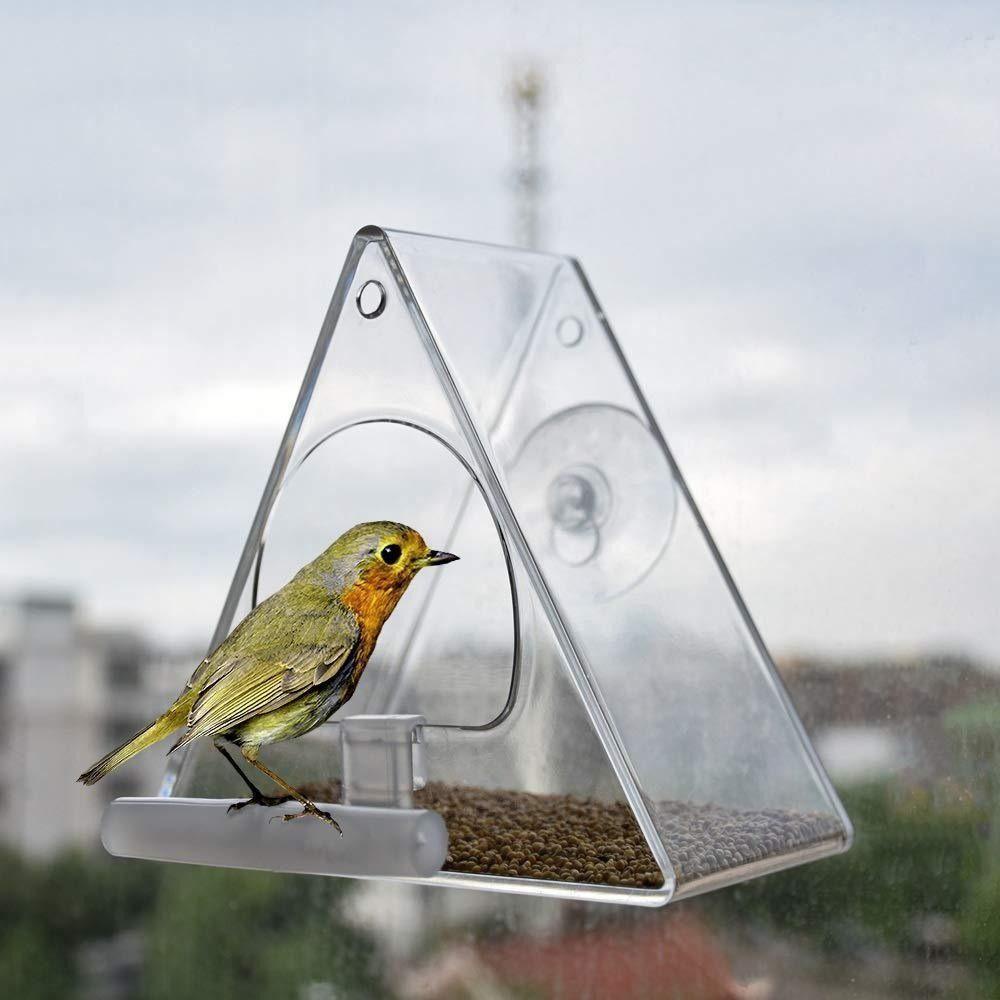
[102,227,851,906]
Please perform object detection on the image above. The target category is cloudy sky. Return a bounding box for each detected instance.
[2,3,998,662]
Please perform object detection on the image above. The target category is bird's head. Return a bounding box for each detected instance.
[309,521,458,607]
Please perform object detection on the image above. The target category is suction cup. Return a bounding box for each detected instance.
[508,404,677,600]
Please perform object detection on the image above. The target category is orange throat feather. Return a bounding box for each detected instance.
[340,570,409,677]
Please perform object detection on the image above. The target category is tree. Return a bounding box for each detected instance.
[141,866,389,1000]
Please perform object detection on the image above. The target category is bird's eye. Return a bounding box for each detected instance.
[380,544,402,565]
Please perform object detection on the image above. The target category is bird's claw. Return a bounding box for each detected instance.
[281,804,343,834]
[227,793,294,815]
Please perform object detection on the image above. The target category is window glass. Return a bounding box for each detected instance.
[3,5,998,998]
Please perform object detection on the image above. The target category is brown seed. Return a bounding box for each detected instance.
[300,780,842,891]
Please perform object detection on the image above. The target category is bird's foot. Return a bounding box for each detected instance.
[281,801,343,835]
[227,792,295,814]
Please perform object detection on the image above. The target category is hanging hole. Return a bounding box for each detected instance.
[556,316,584,347]
[356,280,387,319]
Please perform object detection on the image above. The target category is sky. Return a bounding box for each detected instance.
[2,3,999,662]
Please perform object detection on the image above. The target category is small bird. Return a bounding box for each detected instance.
[79,521,458,830]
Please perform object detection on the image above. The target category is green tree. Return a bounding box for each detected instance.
[142,865,389,1000]
[0,846,163,997]
[0,921,75,1000]
[717,781,985,951]
[33,850,162,948]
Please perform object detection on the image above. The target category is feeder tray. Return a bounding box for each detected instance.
[102,227,851,906]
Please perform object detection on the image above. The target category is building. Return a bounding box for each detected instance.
[0,593,197,855]
[778,652,1000,785]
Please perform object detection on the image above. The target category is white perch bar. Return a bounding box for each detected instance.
[102,797,448,879]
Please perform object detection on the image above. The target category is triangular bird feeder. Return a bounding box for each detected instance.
[102,227,851,906]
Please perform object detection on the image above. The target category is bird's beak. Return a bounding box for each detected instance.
[422,549,459,567]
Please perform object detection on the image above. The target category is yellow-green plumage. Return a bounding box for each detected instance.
[78,521,458,824]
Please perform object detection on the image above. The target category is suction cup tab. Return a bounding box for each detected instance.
[509,404,677,600]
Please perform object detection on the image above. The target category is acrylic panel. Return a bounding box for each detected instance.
[107,227,851,906]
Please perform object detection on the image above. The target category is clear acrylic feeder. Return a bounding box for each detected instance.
[102,227,852,905]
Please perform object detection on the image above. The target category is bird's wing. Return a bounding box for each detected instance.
[171,614,360,751]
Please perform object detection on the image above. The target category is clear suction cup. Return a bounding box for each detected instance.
[508,404,677,600]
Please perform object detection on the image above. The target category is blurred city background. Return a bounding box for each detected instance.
[2,4,999,998]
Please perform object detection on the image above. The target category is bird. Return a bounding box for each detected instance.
[78,521,458,830]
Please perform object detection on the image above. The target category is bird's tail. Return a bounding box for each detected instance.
[77,688,197,785]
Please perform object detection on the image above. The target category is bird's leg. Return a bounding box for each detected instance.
[240,746,342,834]
[215,741,294,813]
